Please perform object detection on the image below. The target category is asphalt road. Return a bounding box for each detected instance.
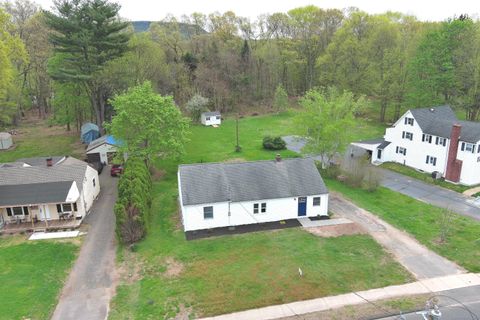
[380,169,480,222]
[51,169,118,320]
[375,285,480,320]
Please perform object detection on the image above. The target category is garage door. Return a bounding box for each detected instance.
[87,153,101,163]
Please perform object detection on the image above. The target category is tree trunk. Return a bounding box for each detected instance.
[380,99,387,123]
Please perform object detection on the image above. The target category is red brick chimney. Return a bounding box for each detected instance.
[445,124,463,182]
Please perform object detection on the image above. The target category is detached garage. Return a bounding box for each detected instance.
[86,135,120,165]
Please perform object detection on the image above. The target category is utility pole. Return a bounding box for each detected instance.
[235,114,241,152]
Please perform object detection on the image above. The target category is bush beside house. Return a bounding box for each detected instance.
[262,136,286,150]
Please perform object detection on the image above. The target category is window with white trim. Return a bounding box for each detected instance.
[461,142,475,153]
[261,203,266,213]
[216,116,221,120]
[422,134,433,143]
[396,146,407,155]
[253,202,266,213]
[6,206,29,216]
[425,155,437,166]
[404,117,414,126]
[205,116,210,121]
[253,203,259,214]
[402,131,413,141]
[203,206,213,219]
[56,203,76,213]
[313,197,321,206]
[435,137,447,146]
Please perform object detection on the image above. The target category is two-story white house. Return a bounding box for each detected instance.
[352,105,480,186]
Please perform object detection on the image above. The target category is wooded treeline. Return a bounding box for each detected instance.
[1,0,480,131]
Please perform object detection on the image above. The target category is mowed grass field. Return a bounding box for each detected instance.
[109,112,410,319]
[0,237,79,320]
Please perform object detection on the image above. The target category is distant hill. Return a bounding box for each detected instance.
[131,21,206,39]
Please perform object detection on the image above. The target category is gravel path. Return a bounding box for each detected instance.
[51,170,118,320]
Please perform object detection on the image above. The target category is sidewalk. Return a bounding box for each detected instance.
[199,273,480,320]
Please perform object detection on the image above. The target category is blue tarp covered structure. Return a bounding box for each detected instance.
[81,123,100,144]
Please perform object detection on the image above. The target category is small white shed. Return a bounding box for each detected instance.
[201,111,221,126]
[0,132,13,150]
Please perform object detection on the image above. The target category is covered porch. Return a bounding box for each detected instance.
[1,218,81,234]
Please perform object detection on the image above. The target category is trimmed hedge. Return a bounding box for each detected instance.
[114,157,152,244]
[262,136,286,150]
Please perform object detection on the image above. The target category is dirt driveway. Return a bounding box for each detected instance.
[51,170,118,320]
[329,193,465,280]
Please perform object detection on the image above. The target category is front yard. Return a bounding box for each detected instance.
[109,112,410,319]
[0,237,79,320]
[326,178,480,272]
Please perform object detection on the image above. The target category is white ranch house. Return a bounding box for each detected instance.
[178,157,329,232]
[0,156,100,232]
[201,111,221,126]
[352,105,480,186]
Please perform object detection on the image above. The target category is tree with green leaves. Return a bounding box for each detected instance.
[43,0,130,132]
[273,84,288,112]
[185,94,208,123]
[107,82,189,165]
[295,87,369,166]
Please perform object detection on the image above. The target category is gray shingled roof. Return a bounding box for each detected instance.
[17,156,65,167]
[0,156,88,192]
[202,111,220,117]
[179,158,328,206]
[0,181,75,206]
[410,105,480,143]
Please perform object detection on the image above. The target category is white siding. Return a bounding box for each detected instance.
[201,113,221,126]
[180,194,329,232]
[86,143,118,164]
[457,140,480,185]
[80,165,100,216]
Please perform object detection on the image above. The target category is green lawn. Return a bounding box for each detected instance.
[325,178,480,272]
[109,112,411,319]
[0,119,82,163]
[0,238,79,320]
[381,162,474,193]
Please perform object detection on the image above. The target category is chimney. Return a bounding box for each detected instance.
[46,157,53,167]
[445,124,463,182]
[275,154,282,162]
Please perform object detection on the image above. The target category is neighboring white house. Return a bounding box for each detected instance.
[0,132,13,150]
[201,111,221,126]
[0,156,100,229]
[86,135,122,165]
[351,105,480,185]
[178,157,329,232]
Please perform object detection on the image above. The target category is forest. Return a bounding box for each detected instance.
[1,0,480,132]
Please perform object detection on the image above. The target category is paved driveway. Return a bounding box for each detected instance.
[379,169,480,222]
[51,170,118,320]
[329,193,465,280]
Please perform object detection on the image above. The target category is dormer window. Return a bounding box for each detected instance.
[404,117,414,126]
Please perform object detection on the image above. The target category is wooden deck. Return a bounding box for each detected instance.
[0,219,81,234]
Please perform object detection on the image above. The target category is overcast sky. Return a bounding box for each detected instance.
[33,0,478,22]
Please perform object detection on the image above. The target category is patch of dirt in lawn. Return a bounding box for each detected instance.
[306,223,366,238]
[117,251,144,284]
[173,304,193,320]
[164,257,184,278]
[150,167,166,181]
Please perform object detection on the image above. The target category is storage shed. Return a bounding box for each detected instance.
[86,135,121,164]
[81,123,100,144]
[201,111,221,126]
[0,132,13,150]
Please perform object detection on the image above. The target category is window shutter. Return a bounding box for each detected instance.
[410,134,413,141]
[422,134,425,142]
[402,131,405,139]
[461,142,465,151]
[404,117,408,124]
[433,158,437,166]
[426,156,429,164]
[429,135,432,143]
[396,146,399,153]
[443,139,447,147]
[56,204,62,213]
[404,148,407,156]
[435,137,439,145]
[473,145,476,154]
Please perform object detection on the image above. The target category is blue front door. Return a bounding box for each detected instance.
[298,197,307,216]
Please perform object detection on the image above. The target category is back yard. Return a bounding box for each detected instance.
[109,112,409,319]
